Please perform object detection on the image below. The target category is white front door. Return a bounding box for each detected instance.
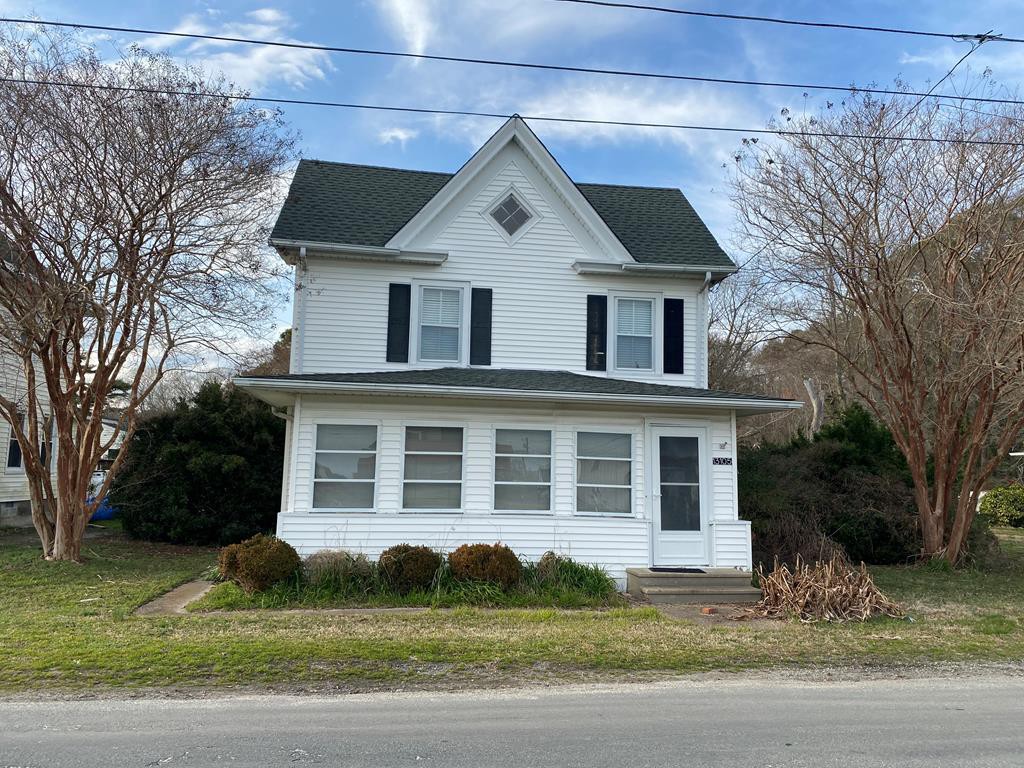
[651,426,710,565]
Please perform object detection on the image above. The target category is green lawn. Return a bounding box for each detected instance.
[1,527,1023,694]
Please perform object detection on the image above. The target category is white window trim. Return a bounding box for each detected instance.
[411,279,471,367]
[491,426,554,515]
[572,428,638,517]
[5,413,25,475]
[609,292,661,374]
[400,423,466,513]
[481,182,541,245]
[310,421,381,514]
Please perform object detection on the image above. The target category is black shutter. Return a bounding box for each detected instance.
[663,298,685,374]
[469,288,493,366]
[586,295,607,371]
[385,283,411,363]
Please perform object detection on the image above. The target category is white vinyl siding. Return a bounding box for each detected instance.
[282,397,748,583]
[614,297,654,371]
[575,431,632,515]
[294,143,702,384]
[403,426,464,510]
[493,428,551,512]
[312,424,378,511]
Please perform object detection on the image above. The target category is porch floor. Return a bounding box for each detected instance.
[626,568,761,604]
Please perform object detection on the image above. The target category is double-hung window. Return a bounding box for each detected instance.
[403,426,464,510]
[614,297,655,371]
[6,413,24,471]
[312,424,378,510]
[417,286,463,363]
[576,431,632,515]
[494,429,551,511]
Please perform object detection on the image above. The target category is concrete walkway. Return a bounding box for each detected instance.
[134,579,213,616]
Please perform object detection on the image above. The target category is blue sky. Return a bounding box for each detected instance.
[4,0,1024,342]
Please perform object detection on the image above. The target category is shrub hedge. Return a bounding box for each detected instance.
[448,543,523,588]
[979,486,1024,528]
[378,544,443,594]
[219,534,300,594]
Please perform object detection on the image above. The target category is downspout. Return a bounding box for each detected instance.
[698,271,712,388]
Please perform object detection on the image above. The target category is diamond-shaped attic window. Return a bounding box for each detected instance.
[491,193,532,236]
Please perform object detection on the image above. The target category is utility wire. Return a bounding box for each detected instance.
[2,17,1024,108]
[4,76,1023,148]
[553,0,1024,44]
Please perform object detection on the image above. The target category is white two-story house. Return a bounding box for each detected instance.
[236,117,798,586]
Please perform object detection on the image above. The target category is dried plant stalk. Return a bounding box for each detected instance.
[748,555,904,623]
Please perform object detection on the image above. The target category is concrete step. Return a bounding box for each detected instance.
[639,585,763,605]
[626,568,756,593]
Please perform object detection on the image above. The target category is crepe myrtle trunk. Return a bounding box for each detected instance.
[731,82,1024,564]
[0,23,294,560]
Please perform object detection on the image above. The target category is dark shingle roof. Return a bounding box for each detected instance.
[271,160,735,269]
[240,368,790,403]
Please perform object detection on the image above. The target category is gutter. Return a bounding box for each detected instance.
[572,260,738,281]
[234,377,802,413]
[269,238,448,265]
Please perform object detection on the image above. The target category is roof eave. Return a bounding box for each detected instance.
[234,376,802,416]
[269,238,448,266]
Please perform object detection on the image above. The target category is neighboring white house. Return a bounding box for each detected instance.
[235,117,799,585]
[0,349,48,525]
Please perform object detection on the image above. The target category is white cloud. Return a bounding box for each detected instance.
[375,0,439,56]
[134,8,332,91]
[378,126,419,148]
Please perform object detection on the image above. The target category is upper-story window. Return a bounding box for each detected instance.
[613,297,655,371]
[417,284,464,364]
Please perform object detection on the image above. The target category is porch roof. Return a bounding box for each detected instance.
[234,368,802,416]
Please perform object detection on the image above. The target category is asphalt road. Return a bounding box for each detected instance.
[2,676,1022,767]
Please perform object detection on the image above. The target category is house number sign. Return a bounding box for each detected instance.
[713,457,733,466]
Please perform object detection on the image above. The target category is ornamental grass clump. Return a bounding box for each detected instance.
[750,554,903,623]
[447,543,523,589]
[303,549,374,592]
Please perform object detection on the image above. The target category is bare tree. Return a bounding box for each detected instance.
[0,25,294,560]
[732,82,1024,563]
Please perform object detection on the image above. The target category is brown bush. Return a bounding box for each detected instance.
[748,555,903,623]
[448,543,523,590]
[218,534,300,594]
[378,544,442,594]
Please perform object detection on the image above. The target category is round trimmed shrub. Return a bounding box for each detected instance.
[979,486,1024,528]
[303,549,374,591]
[448,543,523,589]
[378,544,442,594]
[218,534,300,594]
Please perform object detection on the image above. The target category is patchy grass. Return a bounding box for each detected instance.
[2,528,1024,694]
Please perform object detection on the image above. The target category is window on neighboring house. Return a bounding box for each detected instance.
[614,297,655,370]
[403,426,463,510]
[312,424,378,510]
[576,431,632,514]
[418,286,463,363]
[491,193,532,236]
[494,429,551,511]
[6,413,24,471]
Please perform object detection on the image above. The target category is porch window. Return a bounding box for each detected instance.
[417,286,463,363]
[614,297,654,370]
[6,413,24,470]
[312,424,378,510]
[493,429,551,511]
[403,426,463,510]
[575,431,632,514]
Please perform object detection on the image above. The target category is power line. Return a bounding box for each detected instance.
[553,0,1024,44]
[2,17,1024,108]
[4,76,1023,148]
